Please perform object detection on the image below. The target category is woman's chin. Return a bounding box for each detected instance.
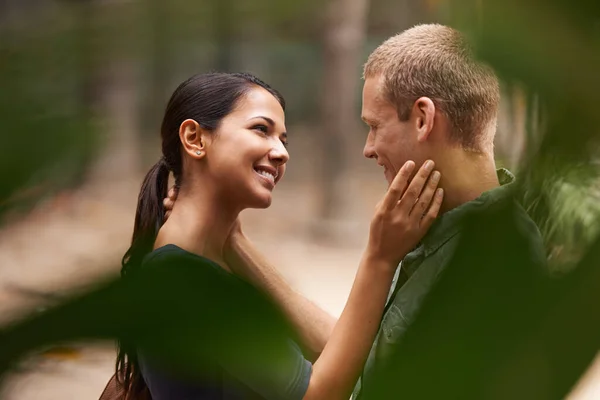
[245,191,273,209]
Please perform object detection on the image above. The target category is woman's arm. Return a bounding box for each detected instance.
[304,160,443,400]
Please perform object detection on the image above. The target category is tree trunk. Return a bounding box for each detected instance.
[316,0,370,238]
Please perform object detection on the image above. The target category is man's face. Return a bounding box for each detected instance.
[361,76,423,184]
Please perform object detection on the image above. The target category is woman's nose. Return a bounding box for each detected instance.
[268,141,289,165]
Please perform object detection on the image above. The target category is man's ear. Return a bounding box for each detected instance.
[179,119,208,159]
[412,97,436,142]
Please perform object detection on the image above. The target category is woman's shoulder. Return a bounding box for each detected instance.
[144,244,214,266]
[133,244,254,308]
[139,244,285,319]
[141,244,232,280]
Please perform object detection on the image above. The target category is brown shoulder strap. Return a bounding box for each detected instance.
[98,373,125,400]
[98,371,153,400]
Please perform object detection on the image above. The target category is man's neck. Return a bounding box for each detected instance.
[435,150,500,214]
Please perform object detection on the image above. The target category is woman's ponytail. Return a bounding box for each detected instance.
[116,157,169,398]
[122,158,170,276]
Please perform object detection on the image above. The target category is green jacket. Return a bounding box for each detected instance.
[354,169,546,399]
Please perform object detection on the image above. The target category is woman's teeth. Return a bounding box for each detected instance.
[256,170,275,181]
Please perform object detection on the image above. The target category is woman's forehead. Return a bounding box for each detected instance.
[230,88,285,125]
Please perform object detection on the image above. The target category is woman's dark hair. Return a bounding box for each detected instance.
[116,72,285,398]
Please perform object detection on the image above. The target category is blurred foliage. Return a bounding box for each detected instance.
[0,4,98,214]
[522,163,600,271]
[462,0,600,271]
[0,266,296,383]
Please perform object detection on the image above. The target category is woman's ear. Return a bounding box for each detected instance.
[179,119,207,159]
[412,97,436,143]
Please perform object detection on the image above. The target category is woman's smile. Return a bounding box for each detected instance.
[254,164,278,189]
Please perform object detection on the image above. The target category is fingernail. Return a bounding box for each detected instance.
[425,160,434,171]
[432,171,441,182]
[437,188,444,197]
[404,161,415,173]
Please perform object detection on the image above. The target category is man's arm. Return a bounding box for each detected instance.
[225,231,337,362]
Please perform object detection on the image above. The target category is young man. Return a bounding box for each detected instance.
[351,23,545,398]
[164,23,545,397]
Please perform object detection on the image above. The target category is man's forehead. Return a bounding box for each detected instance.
[365,77,394,108]
[363,75,386,96]
[362,77,395,122]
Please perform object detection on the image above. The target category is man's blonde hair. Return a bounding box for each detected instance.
[364,24,500,153]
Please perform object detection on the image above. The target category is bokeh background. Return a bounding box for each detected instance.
[0,0,599,398]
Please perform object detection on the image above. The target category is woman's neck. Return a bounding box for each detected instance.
[155,186,239,269]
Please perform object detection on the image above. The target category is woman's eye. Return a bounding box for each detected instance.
[253,124,268,134]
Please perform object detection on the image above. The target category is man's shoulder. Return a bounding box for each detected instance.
[463,195,547,269]
[511,201,547,266]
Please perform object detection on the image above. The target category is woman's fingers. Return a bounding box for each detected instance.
[367,160,442,265]
[164,186,178,213]
[421,188,444,229]
[163,197,174,211]
[398,160,435,213]
[409,170,441,220]
[167,186,178,202]
[381,161,415,211]
[163,186,179,222]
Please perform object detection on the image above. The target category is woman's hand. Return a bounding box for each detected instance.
[366,160,443,267]
[163,186,178,221]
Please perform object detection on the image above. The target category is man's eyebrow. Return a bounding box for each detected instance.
[362,116,378,125]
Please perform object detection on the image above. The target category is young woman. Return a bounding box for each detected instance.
[108,71,443,400]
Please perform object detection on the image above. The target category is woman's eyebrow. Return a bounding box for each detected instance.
[249,116,287,135]
[249,116,275,126]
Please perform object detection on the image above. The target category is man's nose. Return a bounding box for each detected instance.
[363,133,376,159]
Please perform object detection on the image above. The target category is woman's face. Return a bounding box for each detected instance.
[203,87,288,209]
